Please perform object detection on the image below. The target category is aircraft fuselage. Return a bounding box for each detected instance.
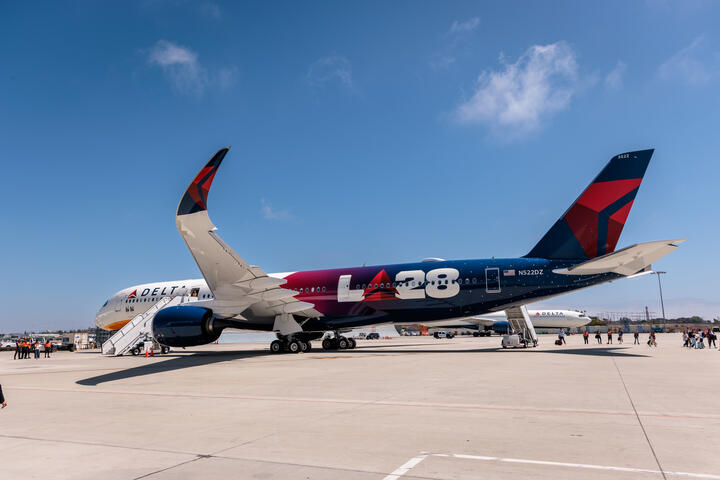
[96,257,616,331]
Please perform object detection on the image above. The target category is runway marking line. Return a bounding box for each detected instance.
[382,454,428,480]
[7,386,720,421]
[384,453,720,479]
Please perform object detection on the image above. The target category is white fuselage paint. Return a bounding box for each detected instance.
[95,274,296,330]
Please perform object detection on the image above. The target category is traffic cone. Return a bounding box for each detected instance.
[145,350,148,358]
[150,349,154,357]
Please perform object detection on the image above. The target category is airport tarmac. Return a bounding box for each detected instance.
[1,333,719,480]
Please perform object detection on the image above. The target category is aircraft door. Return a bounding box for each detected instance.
[485,267,501,293]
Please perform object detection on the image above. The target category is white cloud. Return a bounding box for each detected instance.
[430,55,456,70]
[605,60,626,90]
[455,41,578,135]
[449,17,480,34]
[198,2,221,19]
[658,37,714,85]
[261,198,293,221]
[306,55,352,88]
[147,40,235,96]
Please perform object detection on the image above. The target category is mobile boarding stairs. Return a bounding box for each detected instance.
[501,306,538,348]
[101,295,196,356]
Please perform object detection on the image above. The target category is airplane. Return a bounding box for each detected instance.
[422,309,591,336]
[95,147,683,354]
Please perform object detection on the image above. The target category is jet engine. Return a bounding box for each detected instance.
[492,320,510,335]
[152,306,224,347]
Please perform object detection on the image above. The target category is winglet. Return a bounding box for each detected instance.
[177,147,230,216]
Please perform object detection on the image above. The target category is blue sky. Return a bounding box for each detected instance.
[2,1,719,332]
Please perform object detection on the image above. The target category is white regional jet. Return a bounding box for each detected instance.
[424,309,591,336]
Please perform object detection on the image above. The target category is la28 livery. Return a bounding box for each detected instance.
[96,147,683,353]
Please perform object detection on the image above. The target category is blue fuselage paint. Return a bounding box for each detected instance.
[237,257,618,330]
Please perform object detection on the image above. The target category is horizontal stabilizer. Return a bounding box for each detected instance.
[553,239,685,276]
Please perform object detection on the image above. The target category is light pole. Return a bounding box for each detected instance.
[652,271,667,331]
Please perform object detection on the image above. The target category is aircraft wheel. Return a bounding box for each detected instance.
[161,346,170,354]
[322,339,333,350]
[131,347,140,356]
[299,341,309,353]
[288,340,301,353]
[347,338,357,349]
[270,340,283,354]
[305,341,312,352]
[338,337,348,349]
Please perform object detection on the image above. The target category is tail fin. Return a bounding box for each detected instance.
[526,149,654,260]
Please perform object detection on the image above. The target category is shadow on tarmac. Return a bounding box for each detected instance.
[76,344,646,386]
[76,350,268,386]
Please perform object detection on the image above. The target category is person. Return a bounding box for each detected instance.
[22,340,29,359]
[13,340,21,360]
[690,334,697,349]
[0,384,6,409]
[683,331,689,348]
[697,335,705,349]
[711,331,718,348]
[648,331,657,347]
[607,329,613,344]
[44,340,52,358]
[633,331,640,345]
[618,330,623,344]
[558,330,566,345]
[595,330,602,344]
[34,341,40,359]
[583,330,589,344]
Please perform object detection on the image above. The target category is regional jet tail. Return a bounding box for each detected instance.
[96,147,683,354]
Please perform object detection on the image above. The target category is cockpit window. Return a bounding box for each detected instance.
[102,300,109,307]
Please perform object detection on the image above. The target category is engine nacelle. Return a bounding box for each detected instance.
[152,306,223,347]
[493,320,510,335]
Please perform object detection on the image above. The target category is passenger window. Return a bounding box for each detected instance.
[356,284,361,289]
[322,287,326,292]
[311,287,315,293]
[362,284,366,289]
[472,278,477,284]
[465,278,470,285]
[374,283,378,289]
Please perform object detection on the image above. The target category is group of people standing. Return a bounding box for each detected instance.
[13,339,53,359]
[574,328,656,346]
[682,329,718,349]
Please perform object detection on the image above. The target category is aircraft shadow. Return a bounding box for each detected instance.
[76,350,268,386]
[77,344,646,386]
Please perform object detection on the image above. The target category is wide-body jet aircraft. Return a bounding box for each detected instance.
[96,148,683,353]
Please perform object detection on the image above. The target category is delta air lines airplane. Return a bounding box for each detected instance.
[96,147,682,353]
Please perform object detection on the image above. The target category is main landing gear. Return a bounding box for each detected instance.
[321,334,356,351]
[268,332,357,353]
[269,338,312,354]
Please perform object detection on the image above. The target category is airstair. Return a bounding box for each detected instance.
[102,296,181,356]
[504,305,538,347]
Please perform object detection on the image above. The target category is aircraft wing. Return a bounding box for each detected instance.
[175,148,318,318]
[553,239,685,276]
